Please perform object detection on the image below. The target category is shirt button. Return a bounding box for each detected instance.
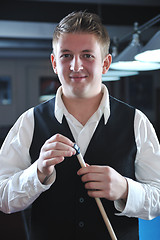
[79,221,84,228]
[79,197,84,203]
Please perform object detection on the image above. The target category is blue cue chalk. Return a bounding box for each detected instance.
[73,143,80,155]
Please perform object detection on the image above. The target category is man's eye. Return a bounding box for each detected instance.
[61,54,71,58]
[84,54,93,59]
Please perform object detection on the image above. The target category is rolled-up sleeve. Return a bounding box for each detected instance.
[115,109,160,220]
[0,108,55,214]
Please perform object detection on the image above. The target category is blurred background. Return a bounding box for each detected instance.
[0,0,160,239]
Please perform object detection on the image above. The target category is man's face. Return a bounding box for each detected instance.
[51,33,111,99]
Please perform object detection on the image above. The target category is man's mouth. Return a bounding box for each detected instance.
[70,75,87,81]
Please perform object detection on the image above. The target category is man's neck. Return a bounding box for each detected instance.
[62,92,103,126]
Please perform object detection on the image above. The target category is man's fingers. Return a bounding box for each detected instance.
[47,134,74,147]
[42,156,65,167]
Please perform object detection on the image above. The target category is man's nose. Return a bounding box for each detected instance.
[70,56,83,72]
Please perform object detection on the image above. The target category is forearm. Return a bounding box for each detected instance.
[114,178,160,220]
[0,161,55,214]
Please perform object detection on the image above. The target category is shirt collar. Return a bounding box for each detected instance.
[55,84,110,125]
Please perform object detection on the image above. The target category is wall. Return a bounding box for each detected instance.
[0,58,55,125]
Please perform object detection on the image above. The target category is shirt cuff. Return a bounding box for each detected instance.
[114,178,145,218]
[20,160,56,194]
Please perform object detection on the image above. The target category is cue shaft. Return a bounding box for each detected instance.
[76,152,118,240]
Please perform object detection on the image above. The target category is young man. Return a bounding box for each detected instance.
[0,11,160,240]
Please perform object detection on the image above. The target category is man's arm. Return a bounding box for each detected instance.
[0,109,51,213]
[115,109,160,220]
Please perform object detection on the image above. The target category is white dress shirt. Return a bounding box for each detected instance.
[0,84,160,220]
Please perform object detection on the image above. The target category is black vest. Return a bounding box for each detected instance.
[23,96,138,240]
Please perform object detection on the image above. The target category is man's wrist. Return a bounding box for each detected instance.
[42,172,54,185]
[37,169,54,185]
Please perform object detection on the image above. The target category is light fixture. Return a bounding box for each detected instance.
[110,14,160,71]
[135,30,160,63]
[102,76,120,81]
[102,69,139,81]
[110,30,160,71]
[110,61,160,71]
[105,70,139,77]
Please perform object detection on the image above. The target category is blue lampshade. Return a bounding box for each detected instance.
[102,69,139,81]
[104,70,139,77]
[102,76,120,81]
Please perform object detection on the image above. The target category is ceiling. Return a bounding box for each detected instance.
[0,0,160,57]
[1,0,160,26]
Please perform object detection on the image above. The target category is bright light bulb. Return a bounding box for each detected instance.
[135,49,160,62]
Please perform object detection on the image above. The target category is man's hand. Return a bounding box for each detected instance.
[37,134,76,183]
[77,165,128,201]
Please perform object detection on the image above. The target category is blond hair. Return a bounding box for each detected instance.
[52,11,110,59]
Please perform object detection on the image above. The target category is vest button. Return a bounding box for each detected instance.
[79,197,84,203]
[79,221,84,228]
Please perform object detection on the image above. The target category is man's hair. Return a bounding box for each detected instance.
[52,11,110,59]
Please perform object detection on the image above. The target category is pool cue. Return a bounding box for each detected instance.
[74,144,118,240]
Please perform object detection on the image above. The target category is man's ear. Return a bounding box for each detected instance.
[51,53,58,74]
[102,54,112,74]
